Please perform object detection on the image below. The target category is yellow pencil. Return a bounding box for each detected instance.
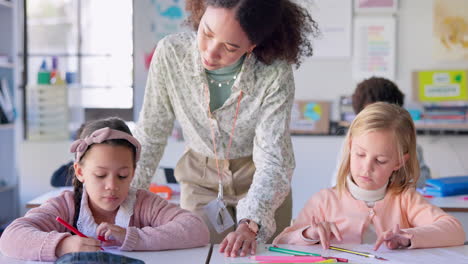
[329,246,388,261]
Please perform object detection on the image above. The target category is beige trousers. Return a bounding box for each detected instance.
[174,149,292,243]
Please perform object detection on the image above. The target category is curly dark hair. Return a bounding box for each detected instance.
[352,77,405,114]
[185,0,320,66]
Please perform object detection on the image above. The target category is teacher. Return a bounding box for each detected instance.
[132,0,319,257]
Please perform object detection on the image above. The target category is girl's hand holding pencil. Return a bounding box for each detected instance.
[55,235,102,257]
[96,222,127,247]
[304,217,342,249]
[55,216,104,256]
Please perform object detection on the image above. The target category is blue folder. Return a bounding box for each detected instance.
[424,176,468,197]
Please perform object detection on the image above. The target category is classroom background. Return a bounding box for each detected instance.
[1,0,468,240]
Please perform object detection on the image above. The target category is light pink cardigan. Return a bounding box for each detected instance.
[273,187,465,248]
[0,190,209,261]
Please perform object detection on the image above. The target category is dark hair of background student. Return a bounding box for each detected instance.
[352,77,405,114]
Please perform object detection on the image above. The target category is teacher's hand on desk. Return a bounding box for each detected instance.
[219,220,258,257]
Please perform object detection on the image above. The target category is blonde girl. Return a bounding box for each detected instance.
[274,102,465,250]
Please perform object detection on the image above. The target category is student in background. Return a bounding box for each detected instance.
[331,77,431,189]
[274,103,465,250]
[0,117,209,261]
[50,123,87,187]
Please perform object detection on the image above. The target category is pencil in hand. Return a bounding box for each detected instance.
[55,216,104,250]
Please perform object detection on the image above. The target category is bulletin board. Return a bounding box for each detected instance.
[412,70,468,102]
[133,0,188,119]
[352,16,396,81]
[306,0,352,58]
[433,0,468,61]
[290,101,331,135]
[354,0,398,13]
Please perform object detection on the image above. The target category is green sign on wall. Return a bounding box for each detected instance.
[416,70,467,102]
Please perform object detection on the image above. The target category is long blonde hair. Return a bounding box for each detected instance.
[335,102,419,195]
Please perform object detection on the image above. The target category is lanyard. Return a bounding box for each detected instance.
[204,84,243,200]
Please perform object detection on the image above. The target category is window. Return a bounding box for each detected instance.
[25,0,133,136]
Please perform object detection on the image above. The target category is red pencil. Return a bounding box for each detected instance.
[56,216,86,237]
[55,216,104,250]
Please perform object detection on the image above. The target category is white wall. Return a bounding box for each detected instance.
[17,0,468,227]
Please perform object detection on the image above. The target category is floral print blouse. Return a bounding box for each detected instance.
[132,32,295,241]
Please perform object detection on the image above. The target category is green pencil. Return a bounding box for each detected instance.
[268,246,321,256]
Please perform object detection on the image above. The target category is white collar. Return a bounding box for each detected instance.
[346,176,387,203]
[77,185,137,238]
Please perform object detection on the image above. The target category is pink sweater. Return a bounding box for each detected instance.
[0,190,209,261]
[273,187,465,248]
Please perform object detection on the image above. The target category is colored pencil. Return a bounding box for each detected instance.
[268,246,348,262]
[55,216,104,250]
[268,246,321,256]
[329,246,388,261]
[251,255,326,262]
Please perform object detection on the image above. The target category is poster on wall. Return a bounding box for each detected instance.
[354,0,398,13]
[290,101,331,135]
[352,17,396,81]
[133,0,187,118]
[433,0,468,61]
[413,70,468,102]
[306,0,352,58]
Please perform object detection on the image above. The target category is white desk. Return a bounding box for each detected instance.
[26,187,180,209]
[209,244,468,264]
[26,187,72,209]
[0,245,211,264]
[427,195,468,213]
[106,245,211,264]
[427,195,468,240]
[0,255,49,264]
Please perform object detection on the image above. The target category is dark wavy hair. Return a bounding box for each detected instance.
[352,77,405,114]
[72,117,137,229]
[185,0,320,66]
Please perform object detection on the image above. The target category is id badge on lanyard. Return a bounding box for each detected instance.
[204,181,235,233]
[202,84,243,233]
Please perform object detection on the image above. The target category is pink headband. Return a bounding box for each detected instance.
[70,127,141,162]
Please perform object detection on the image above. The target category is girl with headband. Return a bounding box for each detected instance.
[0,117,209,261]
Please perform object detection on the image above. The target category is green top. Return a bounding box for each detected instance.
[205,55,245,111]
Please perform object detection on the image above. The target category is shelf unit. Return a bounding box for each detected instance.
[0,0,20,228]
